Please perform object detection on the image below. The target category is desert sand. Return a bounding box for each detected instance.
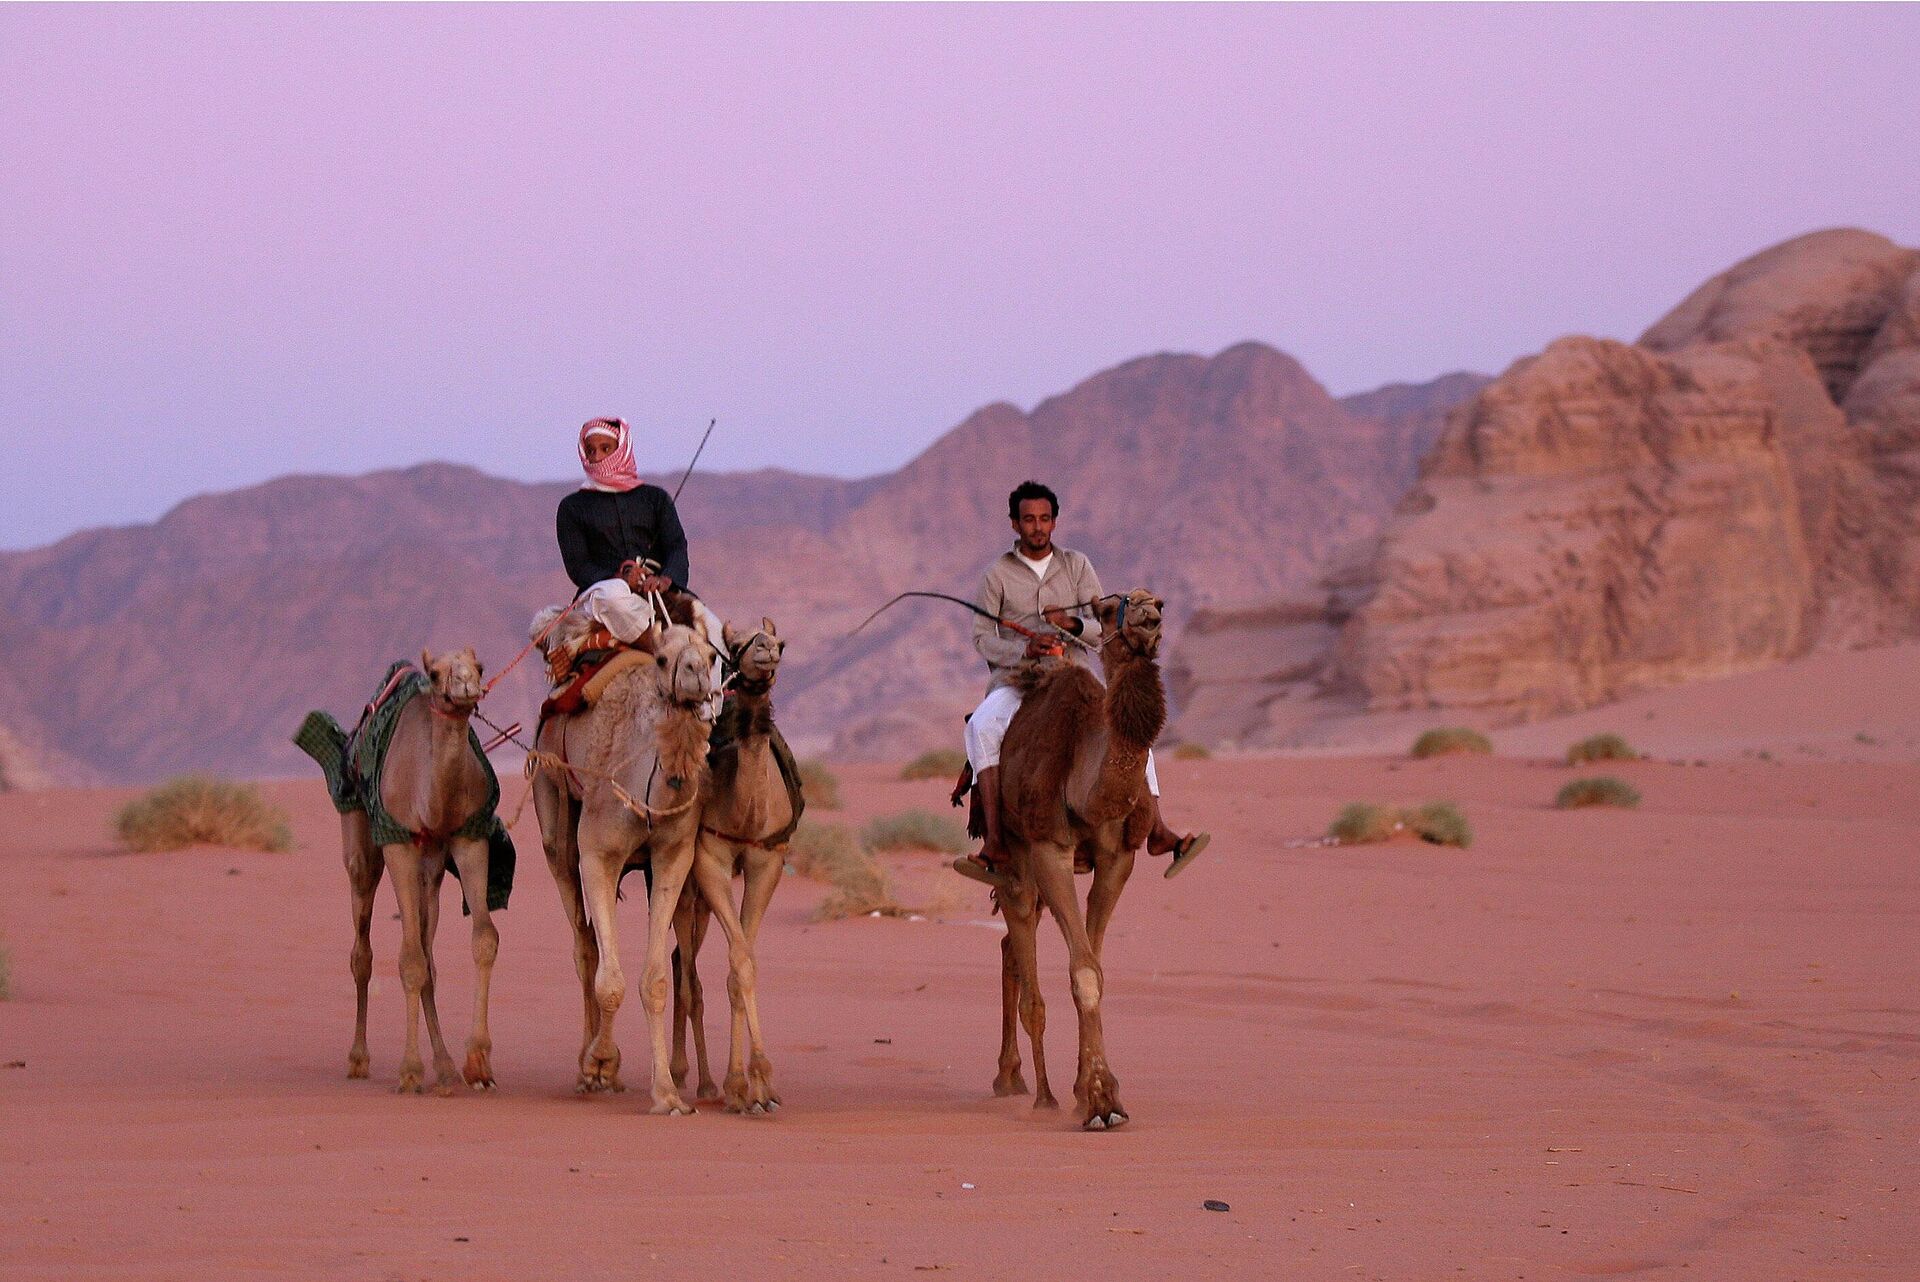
[3,680,1917,1279]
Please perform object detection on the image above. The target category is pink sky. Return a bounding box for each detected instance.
[3,3,1918,549]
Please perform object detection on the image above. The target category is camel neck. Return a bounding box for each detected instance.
[1103,653,1166,750]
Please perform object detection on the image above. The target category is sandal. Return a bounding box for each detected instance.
[1163,832,1210,880]
[951,854,1011,889]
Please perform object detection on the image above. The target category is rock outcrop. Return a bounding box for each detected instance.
[1171,229,1920,746]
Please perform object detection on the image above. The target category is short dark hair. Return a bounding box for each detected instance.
[1007,480,1059,521]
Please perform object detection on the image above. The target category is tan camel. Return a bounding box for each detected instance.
[993,589,1167,1129]
[341,647,501,1094]
[533,624,762,1114]
[669,618,796,1113]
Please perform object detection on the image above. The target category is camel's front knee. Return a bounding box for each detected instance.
[1071,965,1102,1009]
[640,965,672,1015]
[594,964,626,1014]
[725,950,757,995]
[472,921,499,968]
[398,947,429,994]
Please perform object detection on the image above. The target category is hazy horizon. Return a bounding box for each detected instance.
[5,3,1919,551]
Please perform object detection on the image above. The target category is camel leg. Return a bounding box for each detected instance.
[343,814,383,1079]
[1031,840,1126,1130]
[689,895,719,1099]
[1085,846,1136,957]
[1001,872,1053,1109]
[670,886,715,1098]
[416,847,460,1093]
[449,835,499,1090]
[993,930,1029,1096]
[383,842,432,1094]
[540,790,613,1092]
[576,838,631,1099]
[692,835,773,1113]
[733,846,784,1108]
[640,833,698,1115]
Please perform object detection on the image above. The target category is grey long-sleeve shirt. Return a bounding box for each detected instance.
[972,544,1105,694]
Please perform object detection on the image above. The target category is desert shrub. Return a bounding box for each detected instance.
[1410,727,1492,759]
[1171,742,1212,761]
[796,759,841,810]
[114,776,292,853]
[786,820,899,920]
[862,808,970,854]
[1328,802,1399,845]
[900,748,968,781]
[1405,801,1473,848]
[1555,776,1642,810]
[1567,733,1639,765]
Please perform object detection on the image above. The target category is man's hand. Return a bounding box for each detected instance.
[1024,635,1060,659]
[1042,607,1082,636]
[639,574,672,594]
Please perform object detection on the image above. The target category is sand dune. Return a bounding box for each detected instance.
[2,716,1915,1279]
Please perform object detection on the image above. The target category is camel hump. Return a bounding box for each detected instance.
[1008,657,1090,699]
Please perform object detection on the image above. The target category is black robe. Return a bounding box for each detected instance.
[555,484,691,593]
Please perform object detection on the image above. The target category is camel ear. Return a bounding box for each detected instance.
[722,621,742,653]
[420,647,434,674]
[761,616,777,638]
[1094,598,1120,630]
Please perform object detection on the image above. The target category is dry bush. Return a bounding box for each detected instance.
[1405,801,1473,848]
[786,820,901,920]
[1329,800,1472,848]
[1171,742,1212,761]
[1555,776,1642,810]
[796,758,841,810]
[114,776,292,853]
[1410,727,1493,759]
[900,748,968,781]
[1328,802,1398,844]
[1567,733,1639,765]
[863,808,970,854]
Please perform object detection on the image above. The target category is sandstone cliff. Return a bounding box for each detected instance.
[1171,229,1920,746]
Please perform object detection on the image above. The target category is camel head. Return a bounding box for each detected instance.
[653,624,719,708]
[421,646,484,712]
[722,616,785,686]
[1095,589,1165,660]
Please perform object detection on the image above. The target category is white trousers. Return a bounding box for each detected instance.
[964,684,1159,796]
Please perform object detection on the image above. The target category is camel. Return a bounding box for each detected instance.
[338,647,502,1094]
[534,623,761,1114]
[669,618,798,1113]
[992,588,1167,1129]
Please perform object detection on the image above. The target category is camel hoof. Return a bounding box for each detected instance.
[1085,1115,1106,1130]
[650,1097,695,1116]
[993,1073,1030,1097]
[462,1052,494,1088]
[764,1098,781,1112]
[696,1081,722,1103]
[1083,1110,1128,1131]
[346,1058,370,1080]
[1033,1094,1059,1112]
[395,1074,424,1095]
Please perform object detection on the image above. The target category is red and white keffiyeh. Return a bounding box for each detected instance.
[578,417,642,492]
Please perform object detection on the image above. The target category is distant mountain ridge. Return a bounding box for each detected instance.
[0,345,1483,783]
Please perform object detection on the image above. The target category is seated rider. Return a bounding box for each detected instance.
[551,416,724,667]
[957,480,1208,884]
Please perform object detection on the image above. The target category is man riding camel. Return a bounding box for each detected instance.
[538,416,725,690]
[954,480,1208,887]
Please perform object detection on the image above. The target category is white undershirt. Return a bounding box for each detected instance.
[1018,550,1053,581]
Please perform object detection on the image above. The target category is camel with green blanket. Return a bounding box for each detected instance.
[295,648,512,1094]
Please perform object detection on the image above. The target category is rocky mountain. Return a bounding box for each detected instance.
[1171,228,1920,748]
[0,345,1480,782]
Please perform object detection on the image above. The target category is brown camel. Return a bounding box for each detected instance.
[670,618,797,1113]
[993,588,1166,1129]
[341,647,501,1094]
[534,624,759,1114]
